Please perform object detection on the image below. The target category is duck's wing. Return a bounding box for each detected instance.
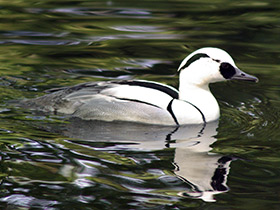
[52,80,179,109]
[78,80,179,108]
[22,80,180,125]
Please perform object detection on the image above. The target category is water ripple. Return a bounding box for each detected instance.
[0,40,81,46]
[111,25,164,33]
[26,7,152,18]
[0,0,279,209]
[0,31,68,38]
[0,194,59,209]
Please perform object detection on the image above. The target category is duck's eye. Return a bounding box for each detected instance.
[219,62,236,79]
[221,63,230,69]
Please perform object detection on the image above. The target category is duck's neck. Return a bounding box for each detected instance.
[178,81,220,123]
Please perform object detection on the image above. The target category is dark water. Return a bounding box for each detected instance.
[0,0,280,209]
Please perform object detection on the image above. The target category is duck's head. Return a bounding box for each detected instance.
[178,47,258,87]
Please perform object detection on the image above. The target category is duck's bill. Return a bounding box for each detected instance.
[231,68,259,82]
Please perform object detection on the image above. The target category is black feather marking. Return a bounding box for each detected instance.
[178,53,210,71]
[167,99,179,125]
[116,80,179,99]
[45,82,99,93]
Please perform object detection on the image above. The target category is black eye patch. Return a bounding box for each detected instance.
[178,53,209,71]
[219,62,236,79]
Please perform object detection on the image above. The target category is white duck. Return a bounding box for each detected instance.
[23,47,258,126]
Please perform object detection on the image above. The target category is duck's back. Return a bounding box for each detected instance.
[22,80,186,125]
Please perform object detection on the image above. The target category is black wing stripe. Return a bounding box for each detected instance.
[116,80,179,99]
[167,99,179,125]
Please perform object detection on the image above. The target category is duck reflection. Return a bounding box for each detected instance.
[172,122,231,202]
[58,118,232,202]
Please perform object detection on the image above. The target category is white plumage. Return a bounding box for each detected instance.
[22,47,258,126]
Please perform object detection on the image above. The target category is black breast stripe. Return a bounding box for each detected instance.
[184,100,206,124]
[167,99,179,125]
[116,80,179,99]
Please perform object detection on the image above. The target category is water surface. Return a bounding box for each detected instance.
[0,0,280,209]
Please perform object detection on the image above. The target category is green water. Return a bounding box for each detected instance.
[0,0,280,209]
